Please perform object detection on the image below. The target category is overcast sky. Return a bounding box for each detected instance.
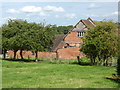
[1,2,118,26]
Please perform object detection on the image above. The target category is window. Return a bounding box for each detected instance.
[78,32,85,37]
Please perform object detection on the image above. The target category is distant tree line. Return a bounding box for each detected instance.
[49,24,73,35]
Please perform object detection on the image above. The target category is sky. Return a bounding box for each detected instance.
[1,1,119,26]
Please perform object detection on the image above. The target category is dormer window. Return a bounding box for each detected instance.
[78,32,85,37]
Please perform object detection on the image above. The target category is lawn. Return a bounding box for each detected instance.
[2,59,119,88]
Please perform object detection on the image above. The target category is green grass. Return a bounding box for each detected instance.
[2,59,119,88]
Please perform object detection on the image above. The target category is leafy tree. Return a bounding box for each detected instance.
[28,23,55,60]
[27,23,44,60]
[48,25,73,35]
[57,25,73,34]
[81,20,118,66]
[2,24,12,59]
[117,30,120,76]
[2,19,55,60]
[2,19,32,59]
[117,51,120,76]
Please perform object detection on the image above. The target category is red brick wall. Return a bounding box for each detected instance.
[64,32,83,43]
[38,52,56,59]
[7,50,56,59]
[7,48,84,60]
[57,47,84,60]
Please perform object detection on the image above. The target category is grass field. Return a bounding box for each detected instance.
[2,59,120,88]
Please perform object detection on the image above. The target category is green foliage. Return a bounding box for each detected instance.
[81,20,118,66]
[48,24,73,34]
[2,19,56,59]
[117,35,120,76]
[118,23,120,29]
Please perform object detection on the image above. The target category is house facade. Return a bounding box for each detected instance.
[7,17,96,60]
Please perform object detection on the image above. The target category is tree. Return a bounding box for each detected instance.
[2,19,32,59]
[117,54,120,76]
[57,25,73,34]
[48,25,73,35]
[28,23,55,60]
[2,24,12,59]
[2,19,55,60]
[117,30,120,76]
[81,20,118,66]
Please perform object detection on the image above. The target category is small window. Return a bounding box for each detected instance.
[78,32,85,37]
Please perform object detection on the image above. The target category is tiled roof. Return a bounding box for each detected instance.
[51,34,65,51]
[81,19,95,29]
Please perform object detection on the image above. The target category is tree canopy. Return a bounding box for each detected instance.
[80,20,118,66]
[2,19,57,59]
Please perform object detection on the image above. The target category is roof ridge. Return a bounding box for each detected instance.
[87,17,96,26]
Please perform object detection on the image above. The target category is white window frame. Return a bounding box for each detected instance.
[78,32,85,37]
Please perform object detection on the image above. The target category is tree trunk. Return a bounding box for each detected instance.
[56,51,59,60]
[117,56,120,76]
[90,56,93,65]
[3,49,7,59]
[13,50,18,59]
[20,49,24,60]
[103,55,107,66]
[35,51,38,62]
[77,56,81,65]
[93,57,96,65]
[97,55,100,65]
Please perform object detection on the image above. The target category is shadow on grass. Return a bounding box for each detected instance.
[105,76,120,88]
[71,62,91,66]
[2,58,44,62]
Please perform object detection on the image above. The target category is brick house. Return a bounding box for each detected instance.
[7,17,96,60]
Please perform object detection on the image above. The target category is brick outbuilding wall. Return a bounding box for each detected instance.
[64,32,83,43]
[57,47,84,60]
[7,50,56,59]
[7,47,84,60]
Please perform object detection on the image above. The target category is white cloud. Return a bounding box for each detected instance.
[7,5,65,17]
[7,9,19,13]
[20,6,42,13]
[65,13,76,19]
[39,12,47,16]
[88,3,99,8]
[112,11,119,15]
[44,5,64,12]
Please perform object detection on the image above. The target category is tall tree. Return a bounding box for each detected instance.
[117,29,120,76]
[28,23,55,60]
[81,20,118,66]
[2,24,12,59]
[2,19,31,59]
